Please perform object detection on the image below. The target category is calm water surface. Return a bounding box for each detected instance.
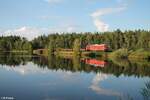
[0,54,150,100]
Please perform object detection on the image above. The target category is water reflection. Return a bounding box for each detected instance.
[0,54,150,77]
[0,62,49,75]
[0,54,150,100]
[83,59,107,67]
[89,73,120,96]
[141,81,150,100]
[0,54,31,66]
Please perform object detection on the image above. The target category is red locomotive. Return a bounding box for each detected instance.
[86,44,108,51]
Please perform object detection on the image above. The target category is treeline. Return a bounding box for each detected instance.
[32,29,150,51]
[0,29,150,52]
[0,36,32,52]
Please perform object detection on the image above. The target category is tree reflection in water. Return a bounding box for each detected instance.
[141,81,150,100]
[0,53,150,77]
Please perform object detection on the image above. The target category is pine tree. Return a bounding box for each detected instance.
[73,38,81,55]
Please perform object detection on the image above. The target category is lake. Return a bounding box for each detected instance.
[0,54,150,100]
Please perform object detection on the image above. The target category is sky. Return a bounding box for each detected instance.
[0,0,150,40]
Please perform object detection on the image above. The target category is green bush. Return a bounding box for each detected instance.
[109,48,129,59]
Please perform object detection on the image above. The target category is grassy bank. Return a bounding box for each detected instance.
[109,48,150,60]
[55,50,91,57]
[128,49,150,60]
[33,48,150,60]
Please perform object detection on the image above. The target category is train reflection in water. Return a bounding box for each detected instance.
[83,58,107,68]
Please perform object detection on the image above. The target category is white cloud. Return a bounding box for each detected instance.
[91,7,125,17]
[87,0,126,4]
[66,25,80,32]
[44,0,63,4]
[1,25,80,40]
[91,6,126,32]
[2,26,48,40]
[93,18,109,32]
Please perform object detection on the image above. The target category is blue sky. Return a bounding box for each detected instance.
[0,0,150,40]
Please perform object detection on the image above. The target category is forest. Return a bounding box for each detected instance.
[0,29,150,52]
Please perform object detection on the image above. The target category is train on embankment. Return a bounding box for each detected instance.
[33,44,109,56]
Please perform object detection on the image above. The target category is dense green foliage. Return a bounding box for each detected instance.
[0,30,150,52]
[47,40,55,55]
[109,48,129,59]
[31,29,150,51]
[109,48,150,60]
[0,36,32,53]
[73,38,81,55]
